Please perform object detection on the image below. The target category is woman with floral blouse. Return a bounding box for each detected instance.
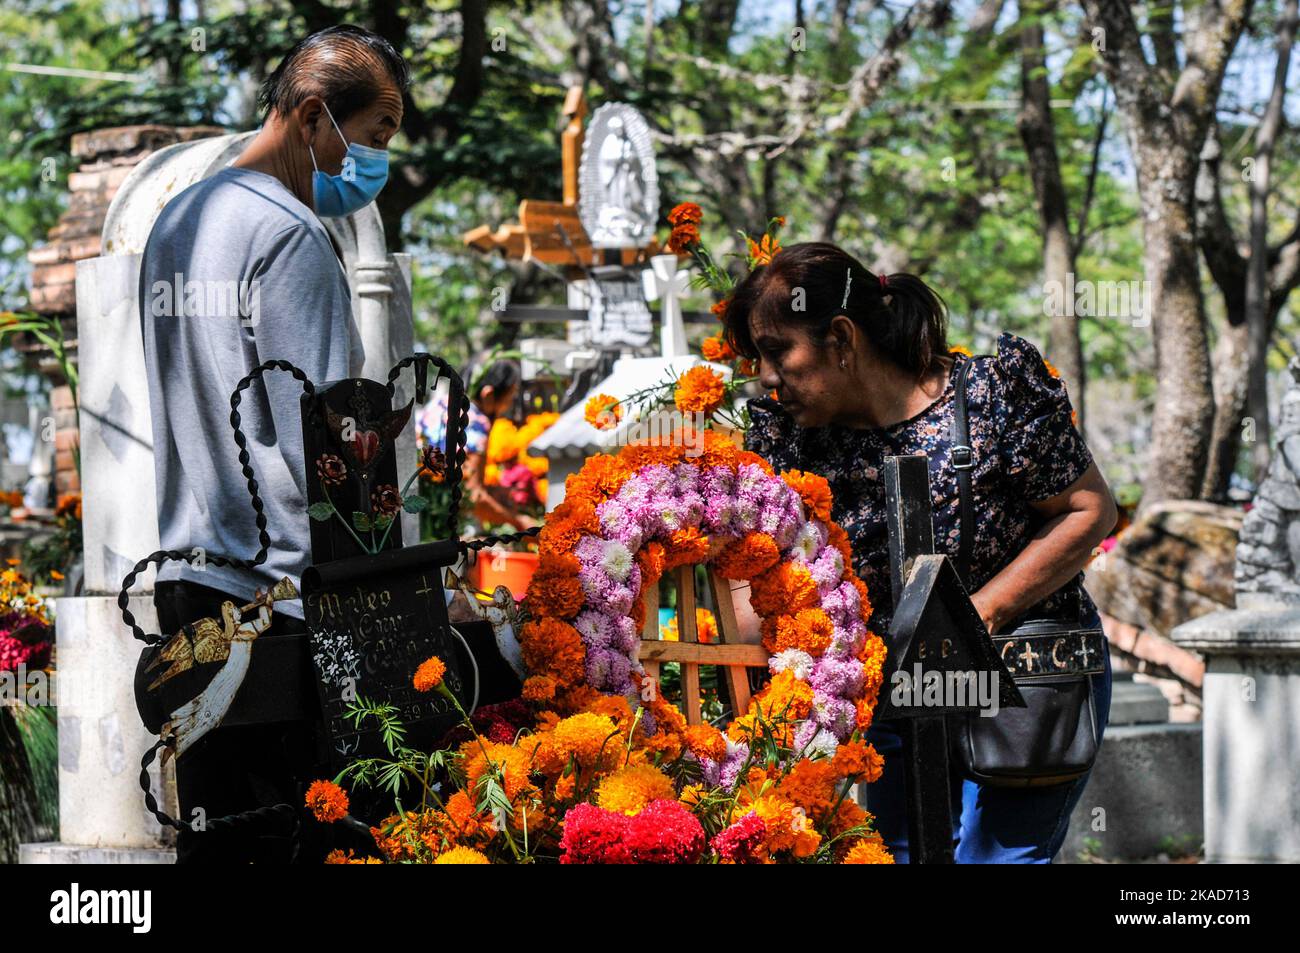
[721,242,1118,863]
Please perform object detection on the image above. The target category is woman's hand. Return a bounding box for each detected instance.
[968,463,1117,631]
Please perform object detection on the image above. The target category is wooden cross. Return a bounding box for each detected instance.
[637,565,768,725]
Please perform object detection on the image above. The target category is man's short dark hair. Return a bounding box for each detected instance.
[258,25,410,123]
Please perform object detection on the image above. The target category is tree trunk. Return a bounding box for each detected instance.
[1135,163,1216,505]
[1244,0,1298,481]
[1018,4,1084,424]
[1202,319,1250,500]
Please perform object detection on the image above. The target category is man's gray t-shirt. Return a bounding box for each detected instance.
[139,166,363,619]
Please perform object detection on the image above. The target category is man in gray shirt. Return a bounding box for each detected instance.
[138,25,407,863]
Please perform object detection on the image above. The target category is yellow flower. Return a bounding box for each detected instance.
[584,394,622,431]
[596,763,676,815]
[433,846,490,864]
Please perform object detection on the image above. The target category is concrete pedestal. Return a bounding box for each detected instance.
[1172,605,1300,863]
[32,595,178,862]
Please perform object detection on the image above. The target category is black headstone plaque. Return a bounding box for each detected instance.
[302,540,465,770]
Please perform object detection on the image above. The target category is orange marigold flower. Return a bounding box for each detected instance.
[1042,356,1061,379]
[433,846,490,864]
[460,740,538,805]
[519,617,587,690]
[413,655,447,692]
[584,393,623,431]
[782,469,833,523]
[748,561,819,617]
[663,526,711,570]
[668,222,701,252]
[673,365,726,416]
[710,299,729,320]
[827,522,854,566]
[305,779,349,823]
[596,763,676,815]
[843,836,895,864]
[525,551,585,618]
[533,712,622,776]
[522,675,556,702]
[683,723,727,762]
[949,344,973,357]
[667,202,703,226]
[777,758,839,822]
[701,334,736,363]
[714,531,781,580]
[752,792,820,858]
[761,607,835,656]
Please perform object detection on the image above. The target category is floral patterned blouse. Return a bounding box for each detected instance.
[744,332,1097,636]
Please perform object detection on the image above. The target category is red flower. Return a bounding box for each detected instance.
[559,803,632,864]
[711,810,767,863]
[623,800,706,864]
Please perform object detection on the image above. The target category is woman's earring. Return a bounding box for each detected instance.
[839,358,847,370]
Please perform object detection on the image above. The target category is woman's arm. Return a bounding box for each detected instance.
[969,462,1117,634]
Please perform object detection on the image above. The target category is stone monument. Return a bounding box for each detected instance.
[20,131,415,863]
[1171,358,1300,863]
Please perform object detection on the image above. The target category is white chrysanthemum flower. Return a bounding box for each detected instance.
[805,728,840,760]
[601,539,634,582]
[792,522,822,562]
[770,648,816,681]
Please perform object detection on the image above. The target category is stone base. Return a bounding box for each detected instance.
[20,842,176,864]
[1107,675,1170,726]
[1059,723,1203,863]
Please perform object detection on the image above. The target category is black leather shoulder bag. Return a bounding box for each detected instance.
[947,357,1106,787]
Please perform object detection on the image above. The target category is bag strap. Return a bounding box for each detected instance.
[950,358,976,587]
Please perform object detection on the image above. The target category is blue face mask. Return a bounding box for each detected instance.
[309,103,389,218]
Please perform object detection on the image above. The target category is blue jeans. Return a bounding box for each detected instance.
[864,632,1112,864]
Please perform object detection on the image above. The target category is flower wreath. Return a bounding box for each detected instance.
[518,428,887,781]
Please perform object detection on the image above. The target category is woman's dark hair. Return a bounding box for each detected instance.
[258,25,410,123]
[721,242,949,377]
[465,357,522,402]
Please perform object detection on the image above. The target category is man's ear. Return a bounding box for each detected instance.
[294,96,326,148]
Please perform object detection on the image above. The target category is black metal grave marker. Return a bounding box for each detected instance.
[299,358,472,772]
[875,455,1023,864]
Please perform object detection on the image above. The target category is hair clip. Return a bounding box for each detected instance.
[841,267,853,310]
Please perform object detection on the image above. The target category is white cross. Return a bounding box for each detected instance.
[643,253,693,358]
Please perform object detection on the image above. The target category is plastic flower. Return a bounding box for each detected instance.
[584,394,623,431]
[673,365,726,416]
[421,445,447,482]
[413,655,447,692]
[316,454,348,486]
[370,484,402,518]
[596,763,676,816]
[305,780,349,823]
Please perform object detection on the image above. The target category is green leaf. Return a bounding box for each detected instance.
[352,511,373,532]
[373,514,394,530]
[402,495,429,513]
[307,502,334,521]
